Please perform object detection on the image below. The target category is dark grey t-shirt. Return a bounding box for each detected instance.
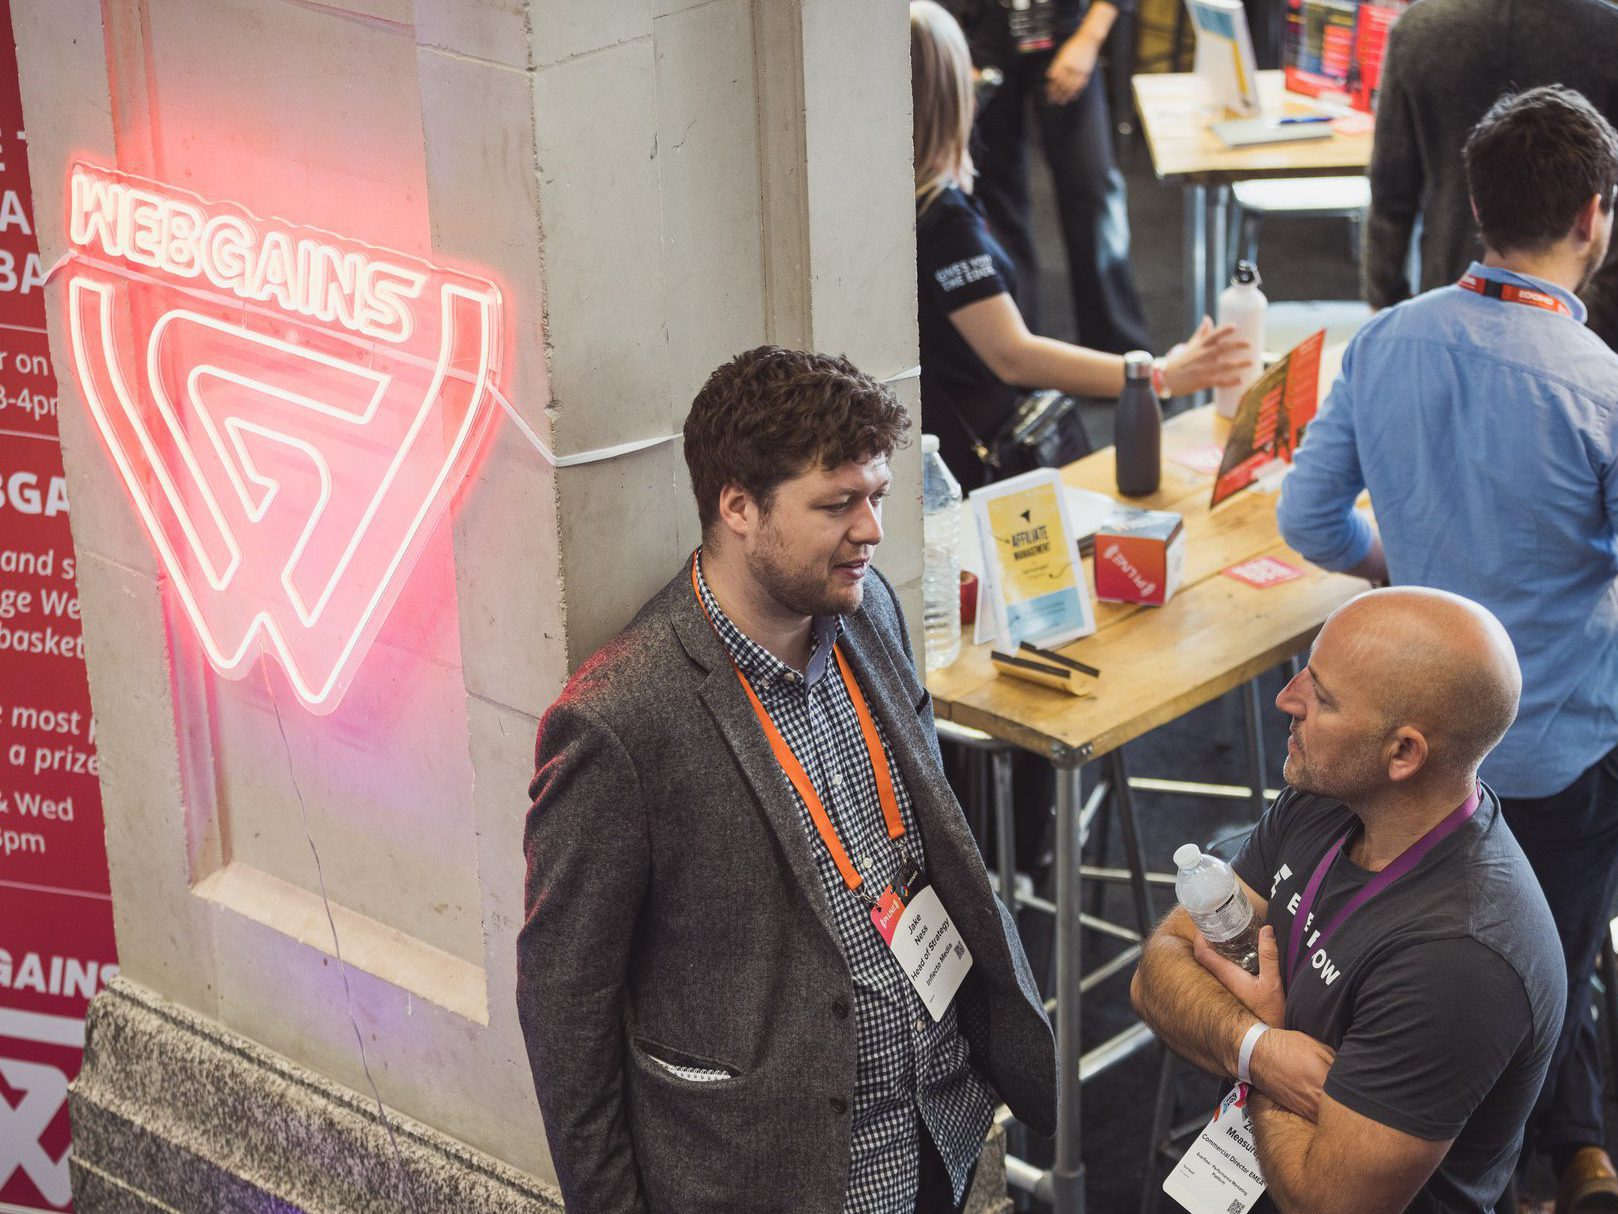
[1232,786,1564,1214]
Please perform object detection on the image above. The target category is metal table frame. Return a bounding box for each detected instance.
[938,675,1273,1211]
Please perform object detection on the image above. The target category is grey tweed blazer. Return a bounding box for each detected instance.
[516,557,1056,1214]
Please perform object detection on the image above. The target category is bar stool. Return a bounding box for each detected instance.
[1228,175,1372,279]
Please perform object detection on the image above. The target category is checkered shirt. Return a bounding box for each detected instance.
[696,555,994,1212]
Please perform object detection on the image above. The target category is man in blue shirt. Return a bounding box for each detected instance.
[1278,85,1618,1211]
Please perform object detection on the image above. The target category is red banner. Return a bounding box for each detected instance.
[0,2,117,1209]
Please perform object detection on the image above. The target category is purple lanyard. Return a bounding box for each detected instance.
[1284,786,1481,987]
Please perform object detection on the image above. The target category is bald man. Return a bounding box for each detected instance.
[1132,589,1566,1214]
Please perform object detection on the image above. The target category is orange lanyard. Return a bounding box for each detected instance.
[1457,271,1573,317]
[691,560,904,891]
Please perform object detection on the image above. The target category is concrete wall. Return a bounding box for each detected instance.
[12,0,918,1189]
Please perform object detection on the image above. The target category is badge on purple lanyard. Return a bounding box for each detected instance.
[1285,786,1482,988]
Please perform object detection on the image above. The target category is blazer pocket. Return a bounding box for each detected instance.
[632,1037,739,1085]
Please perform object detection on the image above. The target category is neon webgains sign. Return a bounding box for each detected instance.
[61,164,505,713]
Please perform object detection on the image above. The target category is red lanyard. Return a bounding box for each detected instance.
[1285,786,1481,987]
[691,560,904,892]
[1457,272,1573,318]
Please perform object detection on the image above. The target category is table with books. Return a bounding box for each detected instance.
[926,402,1367,1212]
[1130,69,1376,334]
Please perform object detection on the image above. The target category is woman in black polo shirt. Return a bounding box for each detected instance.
[912,0,1248,491]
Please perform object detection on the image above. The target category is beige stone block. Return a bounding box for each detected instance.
[452,405,567,716]
[204,616,484,966]
[530,0,652,68]
[11,0,114,269]
[414,0,531,69]
[466,694,543,1024]
[43,290,163,581]
[204,883,553,1180]
[557,442,684,669]
[141,0,432,256]
[878,372,924,592]
[75,552,221,1020]
[652,0,767,406]
[532,37,671,456]
[801,0,918,374]
[416,44,551,447]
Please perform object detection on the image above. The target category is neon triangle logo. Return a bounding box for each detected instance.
[61,164,505,713]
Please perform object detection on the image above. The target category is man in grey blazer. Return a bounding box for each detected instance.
[517,347,1055,1213]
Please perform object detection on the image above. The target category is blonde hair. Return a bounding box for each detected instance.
[910,1,975,212]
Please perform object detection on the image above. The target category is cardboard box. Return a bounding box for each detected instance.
[1094,506,1186,606]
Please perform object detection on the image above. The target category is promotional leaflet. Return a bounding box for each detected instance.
[968,468,1095,651]
[0,6,116,1209]
[1211,329,1325,509]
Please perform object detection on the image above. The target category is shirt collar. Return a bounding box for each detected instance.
[693,551,843,691]
[1463,260,1588,324]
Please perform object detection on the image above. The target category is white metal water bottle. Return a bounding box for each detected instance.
[1173,844,1261,974]
[1214,260,1267,420]
[921,435,963,671]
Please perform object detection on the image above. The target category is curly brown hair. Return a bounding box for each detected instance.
[683,346,912,534]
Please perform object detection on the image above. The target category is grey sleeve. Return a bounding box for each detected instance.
[1361,24,1422,311]
[516,699,652,1214]
[1324,938,1532,1141]
[1231,789,1297,904]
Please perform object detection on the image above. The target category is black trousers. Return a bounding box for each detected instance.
[1500,745,1618,1161]
[915,1128,978,1214]
[971,48,1151,354]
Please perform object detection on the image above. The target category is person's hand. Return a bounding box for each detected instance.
[1045,33,1101,105]
[1163,315,1252,396]
[1193,924,1285,1028]
[1249,1028,1335,1123]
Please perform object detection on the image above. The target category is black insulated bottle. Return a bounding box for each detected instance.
[1115,350,1162,497]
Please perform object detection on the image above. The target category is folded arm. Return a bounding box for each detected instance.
[1250,1090,1450,1214]
[1131,884,1334,1120]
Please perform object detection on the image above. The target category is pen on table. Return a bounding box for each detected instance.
[1272,115,1333,127]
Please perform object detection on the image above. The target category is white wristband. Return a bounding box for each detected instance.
[1237,1022,1270,1085]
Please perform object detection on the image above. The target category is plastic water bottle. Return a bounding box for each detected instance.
[1115,350,1162,497]
[1173,844,1261,975]
[921,435,963,672]
[1214,260,1267,420]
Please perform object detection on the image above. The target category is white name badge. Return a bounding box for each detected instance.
[1162,1083,1267,1214]
[882,884,972,1020]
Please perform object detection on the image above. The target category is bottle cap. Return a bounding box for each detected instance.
[922,434,941,455]
[1124,350,1154,380]
[1173,844,1203,870]
[1234,260,1261,287]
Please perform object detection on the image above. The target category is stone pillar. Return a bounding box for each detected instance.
[10,0,936,1208]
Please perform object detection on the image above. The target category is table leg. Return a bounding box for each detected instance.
[1051,758,1087,1214]
[1183,185,1207,336]
[1209,184,1230,305]
[1244,678,1268,819]
[992,748,1017,914]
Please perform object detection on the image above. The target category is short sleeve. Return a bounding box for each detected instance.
[920,200,1011,317]
[1324,937,1532,1140]
[1231,787,1299,899]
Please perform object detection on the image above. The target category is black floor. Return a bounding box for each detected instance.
[989,103,1583,1212]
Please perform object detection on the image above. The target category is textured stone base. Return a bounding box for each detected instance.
[70,977,1016,1213]
[69,978,564,1214]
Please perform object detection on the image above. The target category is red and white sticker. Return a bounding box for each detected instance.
[1222,556,1304,589]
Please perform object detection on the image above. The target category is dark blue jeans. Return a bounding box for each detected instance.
[970,47,1150,355]
[1500,745,1618,1161]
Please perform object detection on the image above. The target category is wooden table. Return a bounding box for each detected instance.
[927,405,1366,1212]
[1131,69,1375,335]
